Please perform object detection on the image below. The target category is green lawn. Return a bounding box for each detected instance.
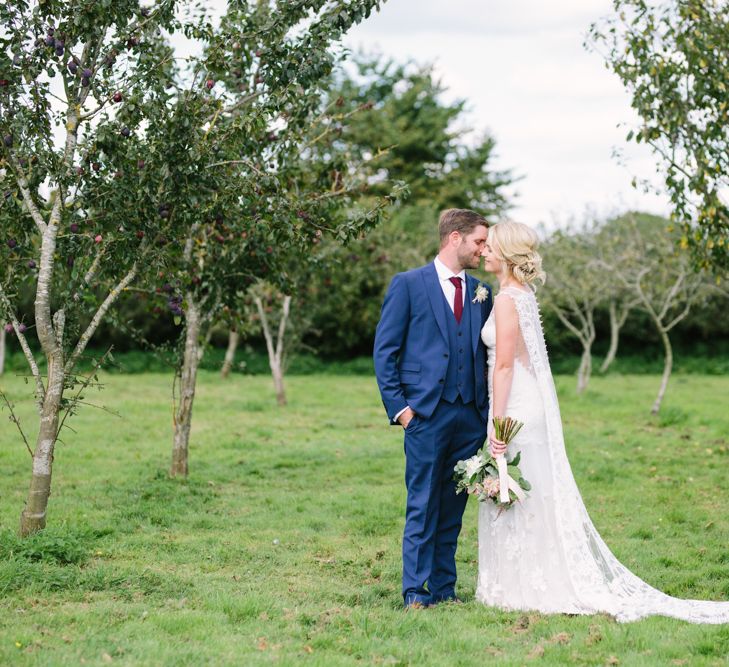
[1,371,728,666]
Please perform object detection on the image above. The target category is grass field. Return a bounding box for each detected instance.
[1,371,728,666]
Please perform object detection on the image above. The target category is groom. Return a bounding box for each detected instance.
[374,208,493,608]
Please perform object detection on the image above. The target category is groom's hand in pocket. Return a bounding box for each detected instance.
[398,407,416,429]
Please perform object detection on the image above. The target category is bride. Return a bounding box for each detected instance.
[477,221,729,624]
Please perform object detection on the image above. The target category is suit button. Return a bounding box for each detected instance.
[459,366,463,371]
[459,349,463,353]
[443,353,449,358]
[438,379,444,384]
[458,332,463,337]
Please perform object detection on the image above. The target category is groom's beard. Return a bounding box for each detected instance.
[458,249,482,270]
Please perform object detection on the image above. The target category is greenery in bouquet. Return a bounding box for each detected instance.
[453,448,531,508]
[454,417,530,509]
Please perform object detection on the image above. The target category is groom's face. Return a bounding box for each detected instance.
[456,225,489,269]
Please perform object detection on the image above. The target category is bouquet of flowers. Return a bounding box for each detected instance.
[453,416,531,510]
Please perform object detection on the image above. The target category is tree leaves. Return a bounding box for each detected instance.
[588,0,729,271]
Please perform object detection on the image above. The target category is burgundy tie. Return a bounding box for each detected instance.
[449,276,463,323]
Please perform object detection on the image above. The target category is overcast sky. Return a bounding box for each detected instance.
[341,0,671,228]
[184,1,671,228]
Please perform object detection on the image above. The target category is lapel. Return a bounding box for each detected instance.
[465,274,482,354]
[422,262,448,344]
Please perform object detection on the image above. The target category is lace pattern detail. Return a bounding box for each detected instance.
[477,286,729,623]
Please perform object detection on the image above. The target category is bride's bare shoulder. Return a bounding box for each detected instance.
[493,291,518,323]
[498,284,533,297]
[495,286,530,304]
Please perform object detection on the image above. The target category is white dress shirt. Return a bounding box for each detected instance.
[433,255,466,313]
[395,257,466,424]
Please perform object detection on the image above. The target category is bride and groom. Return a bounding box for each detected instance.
[373,208,729,623]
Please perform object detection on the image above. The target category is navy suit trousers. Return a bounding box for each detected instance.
[402,397,487,602]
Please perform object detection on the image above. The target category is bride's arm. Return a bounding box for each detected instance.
[492,294,519,419]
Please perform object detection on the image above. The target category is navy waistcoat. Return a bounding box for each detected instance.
[441,287,475,404]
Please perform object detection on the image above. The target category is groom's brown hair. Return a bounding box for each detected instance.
[438,208,489,246]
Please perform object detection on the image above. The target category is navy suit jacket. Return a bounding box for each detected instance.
[373,262,493,424]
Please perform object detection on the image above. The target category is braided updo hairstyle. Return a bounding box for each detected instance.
[489,221,546,287]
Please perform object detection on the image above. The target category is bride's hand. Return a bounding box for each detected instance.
[489,434,507,458]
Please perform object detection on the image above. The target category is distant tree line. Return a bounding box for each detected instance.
[4,55,728,368]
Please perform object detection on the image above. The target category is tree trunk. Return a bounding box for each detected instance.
[255,294,291,407]
[651,327,673,415]
[576,345,592,394]
[0,323,5,376]
[19,351,64,536]
[170,295,201,478]
[271,360,287,407]
[220,329,239,378]
[551,306,596,395]
[600,301,619,373]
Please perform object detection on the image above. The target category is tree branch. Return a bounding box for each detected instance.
[549,302,589,344]
[632,266,658,321]
[275,295,291,364]
[0,285,46,408]
[66,238,111,311]
[197,319,215,364]
[0,389,33,457]
[183,222,201,264]
[220,90,264,118]
[7,156,48,235]
[304,104,378,148]
[78,55,175,122]
[57,346,115,440]
[254,296,277,365]
[617,296,639,327]
[205,158,265,175]
[663,298,694,332]
[64,262,139,375]
[657,270,686,321]
[34,87,85,358]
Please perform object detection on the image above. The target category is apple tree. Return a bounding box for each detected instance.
[0,0,198,535]
[0,0,393,531]
[103,0,398,477]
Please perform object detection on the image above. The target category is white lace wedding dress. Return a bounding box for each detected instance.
[476,285,729,623]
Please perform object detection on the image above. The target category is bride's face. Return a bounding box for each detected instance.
[481,232,503,273]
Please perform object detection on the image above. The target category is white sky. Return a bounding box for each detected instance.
[341,0,671,228]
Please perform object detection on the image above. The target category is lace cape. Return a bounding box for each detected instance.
[502,285,729,624]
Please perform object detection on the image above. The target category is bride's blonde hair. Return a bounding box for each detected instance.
[489,221,546,287]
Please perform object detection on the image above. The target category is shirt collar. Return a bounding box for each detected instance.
[434,256,466,283]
